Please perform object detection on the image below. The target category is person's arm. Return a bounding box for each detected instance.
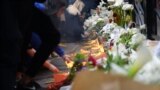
[55,46,71,63]
[54,46,65,57]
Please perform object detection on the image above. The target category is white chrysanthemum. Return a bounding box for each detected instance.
[122,3,134,10]
[97,18,104,21]
[101,23,116,33]
[111,43,128,60]
[120,52,128,59]
[110,28,121,40]
[129,28,140,34]
[98,0,106,8]
[129,49,137,63]
[102,17,109,23]
[119,28,126,34]
[101,7,107,11]
[117,43,128,59]
[100,11,109,17]
[114,0,124,6]
[130,33,146,45]
[101,25,108,33]
[101,0,106,6]
[107,11,114,18]
[119,29,128,35]
[92,21,97,26]
[84,20,91,27]
[118,43,128,53]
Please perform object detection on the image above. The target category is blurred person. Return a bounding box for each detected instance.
[0,0,22,89]
[35,0,85,42]
[81,0,100,19]
[21,32,70,74]
[15,0,68,89]
[60,0,85,42]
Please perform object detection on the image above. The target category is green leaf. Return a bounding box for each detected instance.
[74,53,86,61]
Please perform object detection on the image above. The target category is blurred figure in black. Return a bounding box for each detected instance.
[82,0,100,19]
[0,0,22,90]
[16,0,67,89]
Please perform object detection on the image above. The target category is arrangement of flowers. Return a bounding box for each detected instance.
[59,1,160,89]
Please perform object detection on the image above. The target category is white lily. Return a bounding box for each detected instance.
[128,44,152,78]
[135,57,160,84]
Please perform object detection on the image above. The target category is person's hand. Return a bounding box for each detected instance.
[62,55,71,63]
[43,60,60,73]
[26,48,36,57]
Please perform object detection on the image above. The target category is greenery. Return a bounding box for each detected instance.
[67,53,86,81]
[93,20,106,32]
[118,32,133,48]
[105,51,128,71]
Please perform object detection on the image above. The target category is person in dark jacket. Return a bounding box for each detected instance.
[16,0,67,89]
[21,32,70,73]
[0,0,22,90]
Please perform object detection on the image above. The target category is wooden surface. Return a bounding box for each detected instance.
[72,70,160,90]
